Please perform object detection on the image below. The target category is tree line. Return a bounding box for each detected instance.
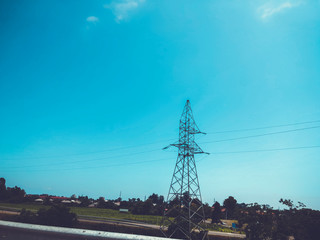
[0,177,25,203]
[1,177,320,239]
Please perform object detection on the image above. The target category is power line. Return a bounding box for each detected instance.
[0,137,176,161]
[2,123,319,166]
[3,157,171,173]
[210,145,320,155]
[2,149,161,169]
[2,120,320,161]
[206,119,320,134]
[201,125,320,144]
[2,145,320,172]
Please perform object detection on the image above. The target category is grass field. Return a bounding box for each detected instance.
[0,202,48,212]
[0,202,163,225]
[0,202,243,234]
[71,207,164,225]
[205,223,238,233]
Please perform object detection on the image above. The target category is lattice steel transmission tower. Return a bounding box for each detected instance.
[160,100,208,240]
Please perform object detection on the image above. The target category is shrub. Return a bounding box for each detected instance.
[37,204,77,227]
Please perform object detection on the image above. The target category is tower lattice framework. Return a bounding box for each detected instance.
[161,100,208,240]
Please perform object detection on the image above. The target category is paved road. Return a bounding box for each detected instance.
[0,208,245,239]
[79,217,245,238]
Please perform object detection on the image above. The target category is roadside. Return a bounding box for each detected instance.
[0,204,245,239]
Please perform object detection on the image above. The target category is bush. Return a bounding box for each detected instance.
[37,204,77,227]
[17,208,37,224]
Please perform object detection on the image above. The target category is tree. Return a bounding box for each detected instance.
[148,193,164,205]
[0,178,26,203]
[238,203,275,240]
[182,191,191,207]
[6,186,25,203]
[143,199,153,214]
[131,199,154,215]
[43,196,52,206]
[37,204,77,227]
[203,203,212,219]
[79,196,90,207]
[0,177,6,200]
[97,197,106,208]
[279,198,293,209]
[238,199,320,240]
[159,195,164,205]
[211,201,221,223]
[17,208,37,224]
[223,196,237,219]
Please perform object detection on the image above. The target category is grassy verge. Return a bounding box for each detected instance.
[204,222,245,234]
[71,207,163,225]
[206,224,237,233]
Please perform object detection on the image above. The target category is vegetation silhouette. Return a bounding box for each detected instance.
[1,177,320,239]
[17,204,77,227]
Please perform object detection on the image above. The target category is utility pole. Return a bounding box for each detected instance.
[160,100,209,240]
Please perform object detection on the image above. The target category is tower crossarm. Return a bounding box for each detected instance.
[160,100,208,240]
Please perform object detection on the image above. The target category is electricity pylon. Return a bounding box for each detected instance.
[160,100,209,240]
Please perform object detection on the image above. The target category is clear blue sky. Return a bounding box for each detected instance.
[1,0,320,210]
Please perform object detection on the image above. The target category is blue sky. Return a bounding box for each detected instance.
[1,0,320,210]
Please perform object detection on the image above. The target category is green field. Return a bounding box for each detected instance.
[0,203,164,225]
[0,202,48,212]
[0,202,243,234]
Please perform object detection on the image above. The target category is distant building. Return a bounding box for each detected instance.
[119,209,129,213]
[88,202,98,208]
[34,198,43,203]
